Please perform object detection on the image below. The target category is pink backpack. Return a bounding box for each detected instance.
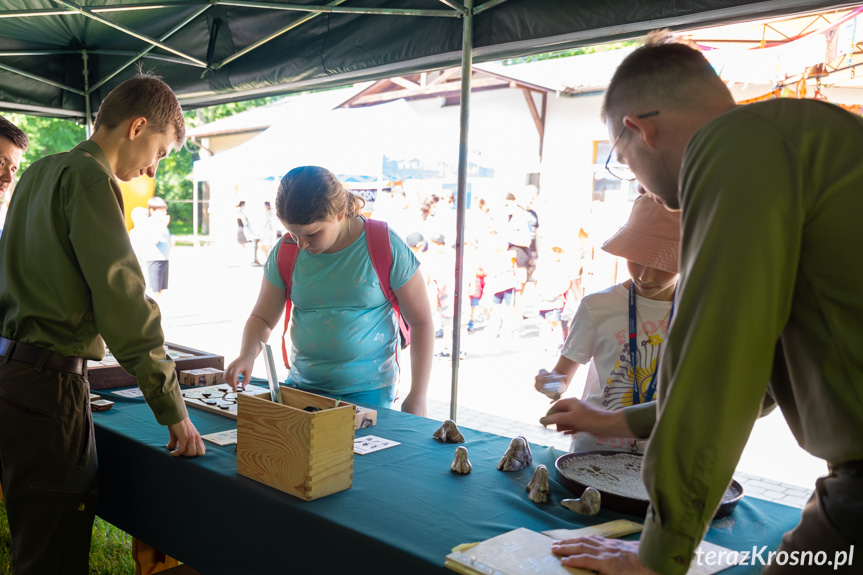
[276,218,411,368]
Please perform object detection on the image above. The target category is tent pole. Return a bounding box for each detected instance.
[82,51,93,138]
[193,179,199,247]
[450,0,472,422]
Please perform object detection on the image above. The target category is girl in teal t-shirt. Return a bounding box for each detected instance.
[225,166,433,416]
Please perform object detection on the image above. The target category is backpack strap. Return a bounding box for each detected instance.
[276,236,300,368]
[364,218,411,348]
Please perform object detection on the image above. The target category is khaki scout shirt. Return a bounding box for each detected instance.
[0,140,186,425]
[639,99,863,574]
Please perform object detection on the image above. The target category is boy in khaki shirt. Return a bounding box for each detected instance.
[0,74,204,575]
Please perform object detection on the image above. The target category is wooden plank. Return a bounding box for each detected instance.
[133,537,179,575]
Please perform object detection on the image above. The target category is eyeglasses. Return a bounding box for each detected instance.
[604,110,659,181]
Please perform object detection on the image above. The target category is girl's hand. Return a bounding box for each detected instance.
[225,355,255,391]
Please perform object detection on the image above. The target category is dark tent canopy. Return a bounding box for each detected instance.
[0,0,856,120]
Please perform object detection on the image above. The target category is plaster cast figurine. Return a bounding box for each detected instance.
[561,487,601,516]
[526,464,550,503]
[433,419,465,443]
[451,445,472,474]
[496,436,532,471]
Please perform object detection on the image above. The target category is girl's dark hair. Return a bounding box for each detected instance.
[276,166,365,225]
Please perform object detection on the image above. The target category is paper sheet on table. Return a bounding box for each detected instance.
[445,520,739,575]
[202,429,238,446]
[353,435,400,455]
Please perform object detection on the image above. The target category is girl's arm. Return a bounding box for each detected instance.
[225,277,286,390]
[394,270,434,417]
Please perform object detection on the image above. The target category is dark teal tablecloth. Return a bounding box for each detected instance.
[93,385,802,574]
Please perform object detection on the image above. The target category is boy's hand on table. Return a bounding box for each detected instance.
[167,417,206,457]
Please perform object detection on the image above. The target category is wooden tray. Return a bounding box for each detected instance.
[87,342,224,390]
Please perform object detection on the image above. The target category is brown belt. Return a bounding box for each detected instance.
[0,337,86,376]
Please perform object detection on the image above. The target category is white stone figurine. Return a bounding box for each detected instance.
[433,419,465,443]
[526,464,550,503]
[451,446,472,474]
[496,436,532,471]
[561,487,601,516]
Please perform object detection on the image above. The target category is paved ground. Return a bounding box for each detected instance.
[160,244,823,508]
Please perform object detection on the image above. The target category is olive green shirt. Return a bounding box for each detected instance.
[0,140,186,425]
[639,99,863,574]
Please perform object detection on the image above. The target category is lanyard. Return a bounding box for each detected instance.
[628,281,674,405]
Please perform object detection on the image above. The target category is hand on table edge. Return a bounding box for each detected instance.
[166,416,206,457]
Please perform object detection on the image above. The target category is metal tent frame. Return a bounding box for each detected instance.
[0,0,857,419]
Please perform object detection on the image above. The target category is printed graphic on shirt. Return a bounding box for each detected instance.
[602,321,669,410]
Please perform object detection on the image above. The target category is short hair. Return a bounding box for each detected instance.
[93,73,185,148]
[147,196,168,214]
[602,31,734,128]
[276,166,365,226]
[0,116,28,151]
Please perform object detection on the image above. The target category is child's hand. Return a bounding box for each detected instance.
[535,368,568,400]
[541,398,632,439]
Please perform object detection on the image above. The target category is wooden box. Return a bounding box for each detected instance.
[87,342,224,391]
[236,387,355,501]
[179,367,225,387]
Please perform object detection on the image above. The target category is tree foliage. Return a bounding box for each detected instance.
[7,114,86,173]
[5,96,279,235]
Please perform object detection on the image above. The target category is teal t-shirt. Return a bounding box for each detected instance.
[264,224,419,395]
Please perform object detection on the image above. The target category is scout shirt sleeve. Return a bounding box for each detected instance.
[68,173,187,426]
[638,111,801,574]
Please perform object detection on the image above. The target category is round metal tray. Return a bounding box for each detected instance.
[555,451,744,519]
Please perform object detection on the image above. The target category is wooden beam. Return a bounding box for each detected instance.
[391,76,421,90]
[429,67,461,85]
[351,76,507,105]
[522,88,544,140]
[539,92,547,162]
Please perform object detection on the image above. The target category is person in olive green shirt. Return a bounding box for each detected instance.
[541,34,863,575]
[0,74,205,575]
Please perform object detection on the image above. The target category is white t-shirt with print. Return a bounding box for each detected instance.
[561,282,673,453]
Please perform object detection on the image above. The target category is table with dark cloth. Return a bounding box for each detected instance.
[93,384,803,574]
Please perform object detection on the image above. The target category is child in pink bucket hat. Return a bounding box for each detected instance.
[534,196,680,453]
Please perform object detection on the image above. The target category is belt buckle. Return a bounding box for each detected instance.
[0,338,15,365]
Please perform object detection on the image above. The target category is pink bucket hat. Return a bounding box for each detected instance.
[601,196,680,274]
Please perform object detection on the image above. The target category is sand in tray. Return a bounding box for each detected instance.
[560,453,740,503]
[560,453,648,500]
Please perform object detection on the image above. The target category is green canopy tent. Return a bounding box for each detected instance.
[0,0,855,418]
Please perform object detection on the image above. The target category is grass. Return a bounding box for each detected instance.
[0,499,135,574]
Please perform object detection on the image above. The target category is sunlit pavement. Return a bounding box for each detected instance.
[159,244,822,507]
